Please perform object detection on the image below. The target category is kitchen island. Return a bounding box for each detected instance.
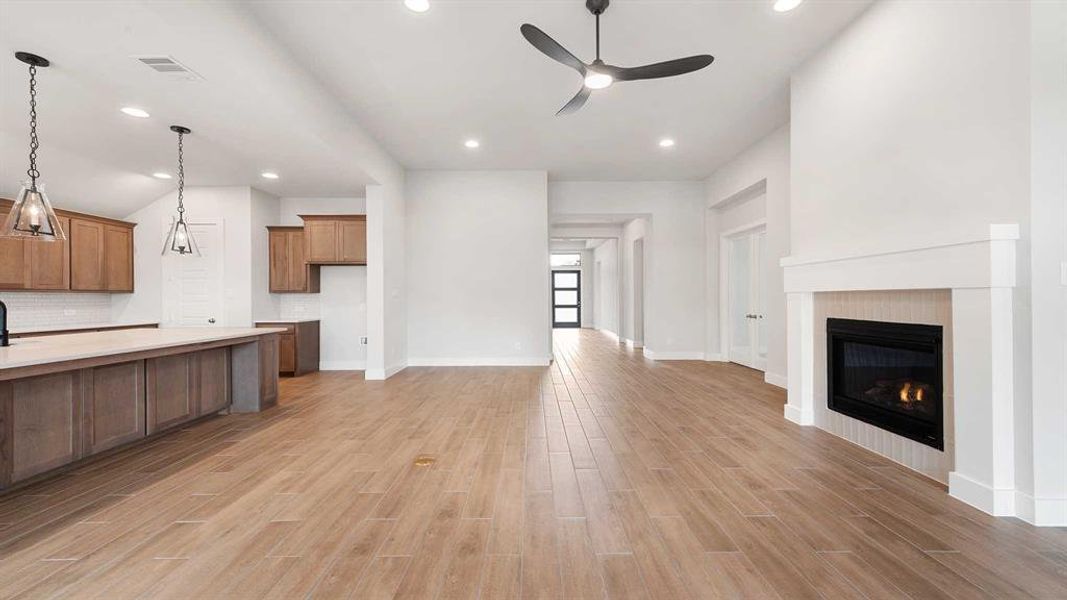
[0,327,283,491]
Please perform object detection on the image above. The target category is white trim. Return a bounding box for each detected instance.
[764,372,787,389]
[1012,492,1067,527]
[703,353,725,362]
[784,404,813,426]
[949,471,1017,516]
[365,362,406,380]
[319,360,367,371]
[406,356,551,367]
[644,349,705,361]
[622,337,643,349]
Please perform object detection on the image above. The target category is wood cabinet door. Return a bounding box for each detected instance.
[259,336,279,408]
[27,216,70,290]
[7,372,82,483]
[286,231,308,291]
[197,348,231,415]
[104,225,134,292]
[70,218,106,291]
[278,333,296,373]
[83,362,145,456]
[304,220,338,263]
[146,354,196,434]
[0,210,28,289]
[269,230,289,292]
[338,219,367,264]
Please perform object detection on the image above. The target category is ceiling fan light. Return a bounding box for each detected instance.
[583,71,613,90]
[773,0,804,12]
[404,0,430,13]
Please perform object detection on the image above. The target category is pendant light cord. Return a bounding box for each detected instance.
[26,64,39,191]
[176,130,185,217]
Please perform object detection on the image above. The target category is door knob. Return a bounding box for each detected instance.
[208,318,216,324]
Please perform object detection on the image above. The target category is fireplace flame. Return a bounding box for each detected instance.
[897,381,927,404]
[899,382,912,403]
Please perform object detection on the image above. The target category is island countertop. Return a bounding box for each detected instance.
[0,327,285,374]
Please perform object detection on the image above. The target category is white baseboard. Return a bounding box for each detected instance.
[623,338,644,349]
[644,349,705,361]
[764,371,788,389]
[704,353,725,362]
[365,362,406,380]
[595,327,620,340]
[783,404,814,426]
[406,356,551,367]
[948,471,1017,516]
[1010,490,1067,526]
[320,360,367,371]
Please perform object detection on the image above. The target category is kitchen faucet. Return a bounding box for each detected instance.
[0,300,7,347]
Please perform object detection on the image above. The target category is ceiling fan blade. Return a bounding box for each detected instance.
[557,86,592,116]
[610,55,714,82]
[521,24,587,75]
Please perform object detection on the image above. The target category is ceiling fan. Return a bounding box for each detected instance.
[521,0,714,116]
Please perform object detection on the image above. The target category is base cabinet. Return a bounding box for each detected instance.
[0,346,244,490]
[255,321,320,376]
[83,362,145,456]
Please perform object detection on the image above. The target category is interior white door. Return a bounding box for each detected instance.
[727,228,767,370]
[162,221,224,327]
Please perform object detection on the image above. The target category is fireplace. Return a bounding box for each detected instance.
[827,318,944,450]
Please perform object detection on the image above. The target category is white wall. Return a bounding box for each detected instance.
[593,239,620,336]
[579,249,594,328]
[113,186,258,327]
[705,125,790,386]
[277,197,368,370]
[550,182,706,359]
[1028,0,1067,525]
[250,188,280,321]
[406,171,550,365]
[791,0,1030,258]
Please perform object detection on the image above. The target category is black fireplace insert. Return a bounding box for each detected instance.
[827,318,944,450]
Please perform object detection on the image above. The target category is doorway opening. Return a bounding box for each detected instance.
[721,224,767,370]
[552,270,581,328]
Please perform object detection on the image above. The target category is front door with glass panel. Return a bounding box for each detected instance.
[727,228,767,370]
[552,270,581,328]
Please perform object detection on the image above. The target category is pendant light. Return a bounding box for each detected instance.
[1,52,65,241]
[162,125,199,256]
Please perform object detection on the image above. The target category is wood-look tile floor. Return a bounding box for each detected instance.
[2,329,1066,599]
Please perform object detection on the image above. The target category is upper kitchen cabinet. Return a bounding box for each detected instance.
[268,226,320,293]
[300,215,366,265]
[0,198,135,293]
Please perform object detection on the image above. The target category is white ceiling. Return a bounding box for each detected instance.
[249,0,871,180]
[0,0,870,217]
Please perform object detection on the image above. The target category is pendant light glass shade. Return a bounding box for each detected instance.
[162,125,200,256]
[1,181,65,241]
[3,51,65,241]
[162,214,199,255]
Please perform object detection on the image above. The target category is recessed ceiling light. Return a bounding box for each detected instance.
[659,138,676,148]
[773,0,804,12]
[121,107,150,118]
[404,0,430,13]
[152,172,171,179]
[464,139,480,149]
[261,171,280,179]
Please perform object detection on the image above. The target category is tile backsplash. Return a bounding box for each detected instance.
[279,294,321,319]
[0,292,113,330]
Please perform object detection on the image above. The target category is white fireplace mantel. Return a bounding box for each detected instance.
[780,224,1020,519]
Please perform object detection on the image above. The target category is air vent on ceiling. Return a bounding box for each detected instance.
[132,55,203,81]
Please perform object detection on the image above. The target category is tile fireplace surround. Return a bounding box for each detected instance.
[781,225,1020,520]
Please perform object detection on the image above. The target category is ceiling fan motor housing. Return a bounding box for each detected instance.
[585,0,609,16]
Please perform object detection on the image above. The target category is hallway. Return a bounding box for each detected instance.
[0,329,1065,598]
